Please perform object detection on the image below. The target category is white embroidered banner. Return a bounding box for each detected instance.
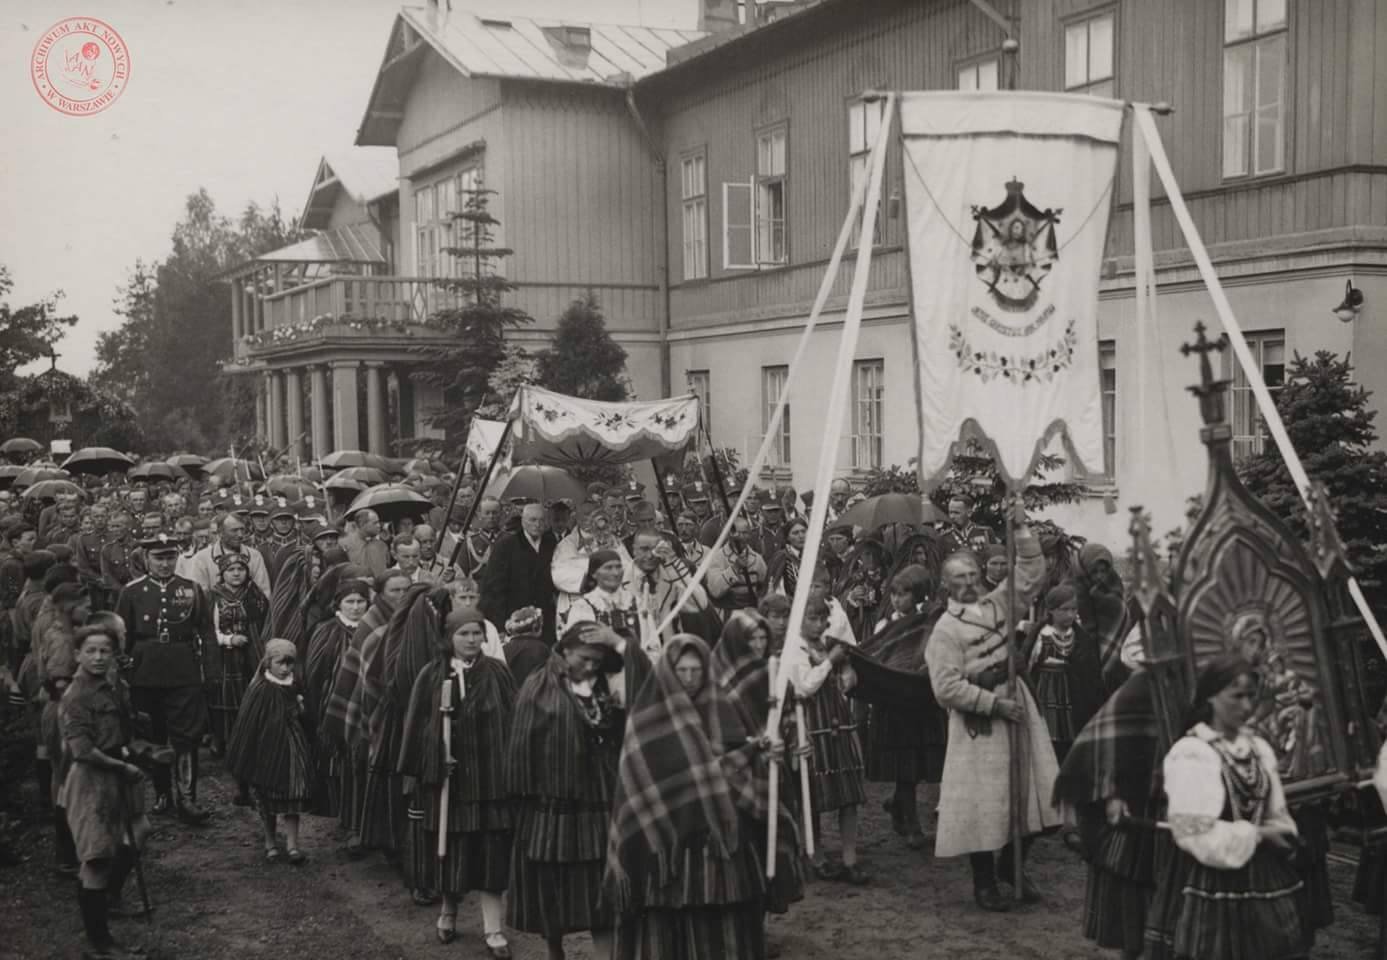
[900,92,1124,489]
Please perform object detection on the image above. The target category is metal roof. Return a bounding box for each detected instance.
[357,7,705,145]
[300,148,399,230]
[253,223,385,266]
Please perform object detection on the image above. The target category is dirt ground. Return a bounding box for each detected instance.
[2,763,1382,960]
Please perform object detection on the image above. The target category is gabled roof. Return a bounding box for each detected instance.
[256,223,385,266]
[357,6,705,146]
[300,148,399,230]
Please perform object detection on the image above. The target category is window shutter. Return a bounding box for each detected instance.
[722,181,755,270]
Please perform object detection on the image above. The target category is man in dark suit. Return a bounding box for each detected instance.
[480,501,558,645]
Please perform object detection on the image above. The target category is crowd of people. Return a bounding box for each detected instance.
[0,455,1374,960]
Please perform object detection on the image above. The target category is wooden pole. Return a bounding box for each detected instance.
[437,669,454,858]
[445,418,515,570]
[1005,500,1023,901]
[795,700,814,857]
[766,655,780,879]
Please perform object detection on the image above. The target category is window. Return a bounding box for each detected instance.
[1064,11,1115,97]
[687,369,711,434]
[680,153,709,281]
[755,125,788,265]
[852,359,884,470]
[414,166,482,282]
[1099,341,1116,477]
[848,99,885,248]
[957,58,1000,92]
[1223,0,1286,178]
[761,365,791,468]
[1228,330,1286,461]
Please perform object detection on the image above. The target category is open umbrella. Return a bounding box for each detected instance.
[488,465,587,505]
[403,457,436,475]
[204,457,266,482]
[323,473,367,492]
[21,478,83,501]
[167,454,209,476]
[129,462,188,483]
[0,438,42,458]
[264,475,319,499]
[14,466,69,490]
[837,492,945,532]
[343,483,433,523]
[320,449,389,471]
[332,466,388,486]
[0,465,22,490]
[62,447,135,476]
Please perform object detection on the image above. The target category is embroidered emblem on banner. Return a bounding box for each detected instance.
[970,179,1061,315]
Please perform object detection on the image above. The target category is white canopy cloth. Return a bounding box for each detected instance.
[505,386,700,468]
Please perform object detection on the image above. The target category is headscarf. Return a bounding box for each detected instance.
[710,610,771,729]
[605,634,760,913]
[1079,543,1115,577]
[579,548,624,594]
[445,605,486,636]
[261,637,296,670]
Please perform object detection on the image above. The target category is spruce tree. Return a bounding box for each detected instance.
[1238,351,1387,608]
[534,293,630,401]
[414,185,532,449]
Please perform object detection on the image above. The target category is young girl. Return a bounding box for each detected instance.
[397,607,515,954]
[449,575,506,661]
[862,565,947,850]
[303,572,371,820]
[207,553,269,765]
[1026,584,1103,763]
[60,623,153,959]
[226,638,314,865]
[788,594,868,884]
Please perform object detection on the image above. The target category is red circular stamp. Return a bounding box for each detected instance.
[31,17,131,116]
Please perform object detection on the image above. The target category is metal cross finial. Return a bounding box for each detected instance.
[1179,321,1227,394]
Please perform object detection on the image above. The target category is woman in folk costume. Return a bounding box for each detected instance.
[265,526,343,661]
[860,564,947,850]
[563,548,640,644]
[1073,542,1134,685]
[788,593,869,884]
[302,568,371,821]
[765,517,808,599]
[506,621,652,960]
[1053,648,1163,960]
[606,633,782,960]
[710,611,806,940]
[1023,583,1104,764]
[397,606,516,956]
[321,567,411,857]
[979,544,1009,592]
[836,538,889,642]
[299,547,355,643]
[225,638,314,865]
[206,552,269,763]
[448,574,506,661]
[1144,654,1308,960]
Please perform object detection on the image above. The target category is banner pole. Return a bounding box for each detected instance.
[1004,500,1023,901]
[445,418,515,571]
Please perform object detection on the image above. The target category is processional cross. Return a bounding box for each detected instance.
[1180,321,1232,430]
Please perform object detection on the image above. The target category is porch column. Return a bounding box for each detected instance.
[253,272,266,333]
[284,367,305,460]
[255,375,268,441]
[268,370,287,451]
[310,365,330,460]
[364,361,386,455]
[331,360,360,452]
[231,278,244,342]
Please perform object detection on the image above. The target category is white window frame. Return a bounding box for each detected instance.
[687,369,711,434]
[680,152,709,281]
[761,365,791,468]
[1064,10,1116,97]
[957,57,1001,92]
[848,99,885,249]
[754,123,788,266]
[851,359,884,471]
[1227,329,1286,461]
[1222,0,1287,179]
[1099,340,1116,479]
[415,165,482,281]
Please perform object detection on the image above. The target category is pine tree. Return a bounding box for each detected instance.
[533,293,630,401]
[413,185,532,449]
[1238,351,1387,608]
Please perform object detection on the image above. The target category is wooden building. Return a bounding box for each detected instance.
[633,0,1387,542]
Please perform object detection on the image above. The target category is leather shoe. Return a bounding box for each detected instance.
[973,886,1011,912]
[484,933,512,959]
[412,888,439,907]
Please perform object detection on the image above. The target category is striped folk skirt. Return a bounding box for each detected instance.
[337,743,367,835]
[1084,819,1157,955]
[204,644,254,744]
[1032,663,1077,757]
[358,769,405,853]
[255,786,312,817]
[507,798,612,938]
[864,700,947,786]
[800,683,866,815]
[402,803,511,897]
[616,901,765,960]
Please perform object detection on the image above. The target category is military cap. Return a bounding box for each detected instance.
[623,479,646,502]
[662,473,682,494]
[629,500,656,522]
[229,494,250,516]
[269,496,296,520]
[248,495,270,517]
[682,481,710,503]
[139,531,181,555]
[294,495,328,522]
[302,520,340,542]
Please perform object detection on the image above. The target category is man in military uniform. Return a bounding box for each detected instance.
[115,532,212,823]
[99,511,144,609]
[685,481,725,548]
[70,505,107,594]
[260,497,303,583]
[672,510,708,566]
[938,493,997,557]
[454,495,503,577]
[41,495,81,550]
[246,495,273,547]
[753,488,790,558]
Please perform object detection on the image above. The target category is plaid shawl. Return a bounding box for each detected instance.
[843,606,942,709]
[320,595,395,750]
[1052,668,1160,812]
[397,655,515,793]
[304,615,352,730]
[264,547,309,658]
[605,635,761,913]
[710,612,770,732]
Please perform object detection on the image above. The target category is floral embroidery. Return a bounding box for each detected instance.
[949,317,1078,385]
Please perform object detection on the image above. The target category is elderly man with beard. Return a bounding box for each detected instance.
[925,503,1060,912]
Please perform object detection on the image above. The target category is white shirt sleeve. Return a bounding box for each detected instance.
[1164,735,1265,870]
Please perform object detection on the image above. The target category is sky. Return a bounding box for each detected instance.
[1,0,694,377]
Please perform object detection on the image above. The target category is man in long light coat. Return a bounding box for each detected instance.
[925,505,1061,912]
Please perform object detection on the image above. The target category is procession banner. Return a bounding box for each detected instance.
[900,92,1124,490]
[507,386,700,469]
[465,417,510,479]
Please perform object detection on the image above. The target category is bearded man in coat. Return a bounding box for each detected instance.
[924,503,1061,913]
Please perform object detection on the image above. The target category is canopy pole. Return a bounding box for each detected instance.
[445,418,515,570]
[651,459,687,563]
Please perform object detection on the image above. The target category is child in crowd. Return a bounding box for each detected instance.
[226,638,314,865]
[1025,584,1103,763]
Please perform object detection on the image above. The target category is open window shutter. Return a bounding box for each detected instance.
[722,181,755,270]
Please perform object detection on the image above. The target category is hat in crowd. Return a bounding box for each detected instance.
[504,606,543,637]
[294,495,327,522]
[682,481,710,504]
[662,474,682,495]
[304,521,340,543]
[230,494,250,516]
[140,531,181,555]
[248,495,270,517]
[444,606,487,636]
[335,575,373,605]
[759,488,783,513]
[270,496,296,520]
[623,479,646,503]
[216,551,250,573]
[1045,583,1078,611]
[213,488,233,508]
[575,501,600,521]
[826,520,854,539]
[675,509,699,525]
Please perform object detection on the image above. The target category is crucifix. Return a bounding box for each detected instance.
[1180,320,1231,428]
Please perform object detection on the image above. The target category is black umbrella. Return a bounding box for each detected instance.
[488,465,586,504]
[344,483,433,523]
[167,454,209,476]
[129,462,188,483]
[0,437,42,457]
[13,466,69,490]
[837,493,944,532]
[0,465,22,490]
[62,447,135,476]
[321,449,389,471]
[21,479,83,502]
[204,457,266,482]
